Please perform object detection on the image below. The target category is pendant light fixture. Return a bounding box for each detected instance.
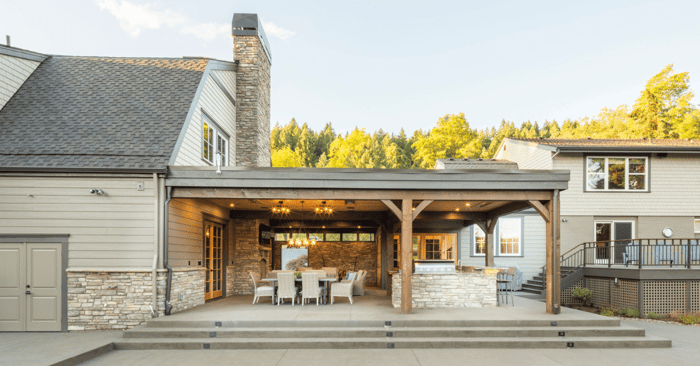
[288,201,316,248]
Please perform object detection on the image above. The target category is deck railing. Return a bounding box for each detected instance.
[575,239,699,269]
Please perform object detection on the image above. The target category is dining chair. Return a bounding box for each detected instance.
[352,270,367,296]
[250,272,275,304]
[277,272,298,306]
[301,272,325,306]
[331,270,358,304]
[322,267,338,278]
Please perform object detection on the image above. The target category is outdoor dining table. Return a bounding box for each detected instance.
[262,277,338,305]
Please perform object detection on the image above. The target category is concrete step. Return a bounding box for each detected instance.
[143,319,621,329]
[123,326,645,339]
[519,288,544,295]
[526,279,544,286]
[521,284,544,291]
[114,336,671,350]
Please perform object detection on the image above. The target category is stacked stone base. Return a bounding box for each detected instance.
[68,268,205,331]
[392,272,498,308]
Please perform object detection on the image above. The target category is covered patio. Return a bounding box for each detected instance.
[164,166,569,315]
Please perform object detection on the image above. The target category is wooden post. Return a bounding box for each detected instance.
[554,191,561,314]
[485,232,495,267]
[545,198,556,314]
[401,198,413,314]
[379,225,390,290]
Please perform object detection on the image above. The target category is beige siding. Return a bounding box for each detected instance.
[173,71,237,166]
[0,176,156,269]
[0,54,40,110]
[555,153,700,216]
[495,140,553,169]
[168,198,228,268]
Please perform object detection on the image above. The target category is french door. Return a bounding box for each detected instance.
[204,222,223,300]
[594,221,634,264]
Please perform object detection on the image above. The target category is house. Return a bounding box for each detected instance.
[496,138,700,253]
[0,14,569,333]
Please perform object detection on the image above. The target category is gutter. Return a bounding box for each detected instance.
[163,186,174,315]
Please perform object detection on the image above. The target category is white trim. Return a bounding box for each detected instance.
[593,220,636,263]
[694,218,700,234]
[201,114,229,166]
[473,225,486,256]
[585,156,648,192]
[497,217,522,256]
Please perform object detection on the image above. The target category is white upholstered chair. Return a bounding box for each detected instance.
[352,270,367,296]
[301,272,325,306]
[322,267,338,278]
[250,272,275,304]
[330,270,359,304]
[277,272,298,306]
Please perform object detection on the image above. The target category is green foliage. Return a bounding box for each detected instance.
[571,287,592,302]
[270,65,699,168]
[646,312,662,319]
[618,307,640,318]
[669,311,700,325]
[600,306,615,317]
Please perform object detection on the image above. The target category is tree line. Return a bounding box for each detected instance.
[271,64,700,169]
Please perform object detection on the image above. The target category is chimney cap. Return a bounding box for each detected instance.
[232,13,272,62]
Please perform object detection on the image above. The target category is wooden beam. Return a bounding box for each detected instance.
[382,200,403,221]
[412,200,433,221]
[231,210,389,221]
[485,201,533,221]
[401,198,413,314]
[475,220,488,234]
[528,200,550,223]
[173,188,555,201]
[545,199,554,314]
[414,211,487,221]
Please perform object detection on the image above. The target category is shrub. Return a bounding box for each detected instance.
[571,288,592,303]
[646,312,662,319]
[669,311,700,325]
[600,306,615,317]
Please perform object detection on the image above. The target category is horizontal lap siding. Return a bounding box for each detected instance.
[0,177,156,268]
[0,54,40,110]
[168,198,228,268]
[496,141,553,169]
[555,153,700,216]
[174,72,236,166]
[459,214,546,287]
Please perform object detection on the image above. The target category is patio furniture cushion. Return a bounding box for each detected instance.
[352,270,367,296]
[277,272,299,306]
[250,272,275,304]
[654,244,678,267]
[345,271,356,281]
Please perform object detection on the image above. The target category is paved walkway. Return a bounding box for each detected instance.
[0,331,120,366]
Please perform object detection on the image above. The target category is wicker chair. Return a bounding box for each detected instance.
[250,272,275,304]
[352,270,367,296]
[330,270,358,304]
[277,272,298,306]
[322,267,338,278]
[301,272,325,306]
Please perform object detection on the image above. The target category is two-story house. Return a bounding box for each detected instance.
[496,138,700,256]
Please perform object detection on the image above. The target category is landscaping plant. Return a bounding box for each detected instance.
[571,287,592,307]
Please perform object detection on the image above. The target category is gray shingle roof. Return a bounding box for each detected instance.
[0,56,210,171]
[435,158,518,170]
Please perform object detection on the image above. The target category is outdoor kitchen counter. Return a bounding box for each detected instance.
[391,269,499,308]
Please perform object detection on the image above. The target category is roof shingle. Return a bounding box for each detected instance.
[510,138,700,149]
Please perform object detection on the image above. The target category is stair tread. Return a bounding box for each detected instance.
[126,325,639,333]
[116,335,667,343]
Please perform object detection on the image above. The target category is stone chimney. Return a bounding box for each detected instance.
[232,13,272,167]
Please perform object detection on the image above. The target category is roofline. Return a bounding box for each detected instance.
[0,167,167,174]
[505,138,700,153]
[0,44,48,62]
[165,166,570,191]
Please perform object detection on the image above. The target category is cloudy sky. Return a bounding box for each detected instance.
[2,0,699,134]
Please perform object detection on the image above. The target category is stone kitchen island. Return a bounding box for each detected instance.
[391,265,499,309]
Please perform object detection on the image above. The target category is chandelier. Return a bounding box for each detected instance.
[288,201,316,248]
[271,201,290,214]
[314,201,333,215]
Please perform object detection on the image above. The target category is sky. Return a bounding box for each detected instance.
[2,0,699,135]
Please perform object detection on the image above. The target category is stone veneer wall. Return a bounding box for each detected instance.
[392,272,497,308]
[229,219,271,295]
[67,268,205,331]
[233,34,271,167]
[272,240,379,286]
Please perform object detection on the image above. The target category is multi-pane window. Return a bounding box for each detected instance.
[586,157,647,191]
[326,233,340,242]
[202,116,229,165]
[342,233,357,241]
[473,226,486,256]
[424,236,441,259]
[498,218,521,255]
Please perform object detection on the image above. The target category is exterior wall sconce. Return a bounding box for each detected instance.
[561,218,568,223]
[89,189,105,195]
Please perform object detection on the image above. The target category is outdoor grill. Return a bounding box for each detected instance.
[413,260,456,274]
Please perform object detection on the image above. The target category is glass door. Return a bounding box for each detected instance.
[594,222,612,264]
[204,222,223,300]
[594,221,634,264]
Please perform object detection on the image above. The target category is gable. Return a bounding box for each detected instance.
[0,53,42,111]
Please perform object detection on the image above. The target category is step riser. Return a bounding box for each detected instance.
[124,329,645,339]
[114,339,671,350]
[145,320,620,328]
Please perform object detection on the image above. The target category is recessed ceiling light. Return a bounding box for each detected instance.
[229,203,234,207]
[455,208,460,211]
[465,202,471,207]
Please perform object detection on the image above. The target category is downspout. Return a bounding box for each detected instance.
[553,189,560,314]
[151,173,159,317]
[163,186,173,315]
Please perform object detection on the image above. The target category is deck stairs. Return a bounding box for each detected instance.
[116,318,670,349]
[521,266,581,295]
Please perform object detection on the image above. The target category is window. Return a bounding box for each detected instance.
[202,115,229,165]
[309,233,324,241]
[695,219,700,234]
[358,233,374,242]
[325,233,340,242]
[424,235,441,259]
[586,157,647,191]
[275,233,288,241]
[342,233,357,242]
[473,226,486,256]
[498,218,521,256]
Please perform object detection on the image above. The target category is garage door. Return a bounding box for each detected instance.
[0,243,63,332]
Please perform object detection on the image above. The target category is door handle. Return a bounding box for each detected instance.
[25,291,32,295]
